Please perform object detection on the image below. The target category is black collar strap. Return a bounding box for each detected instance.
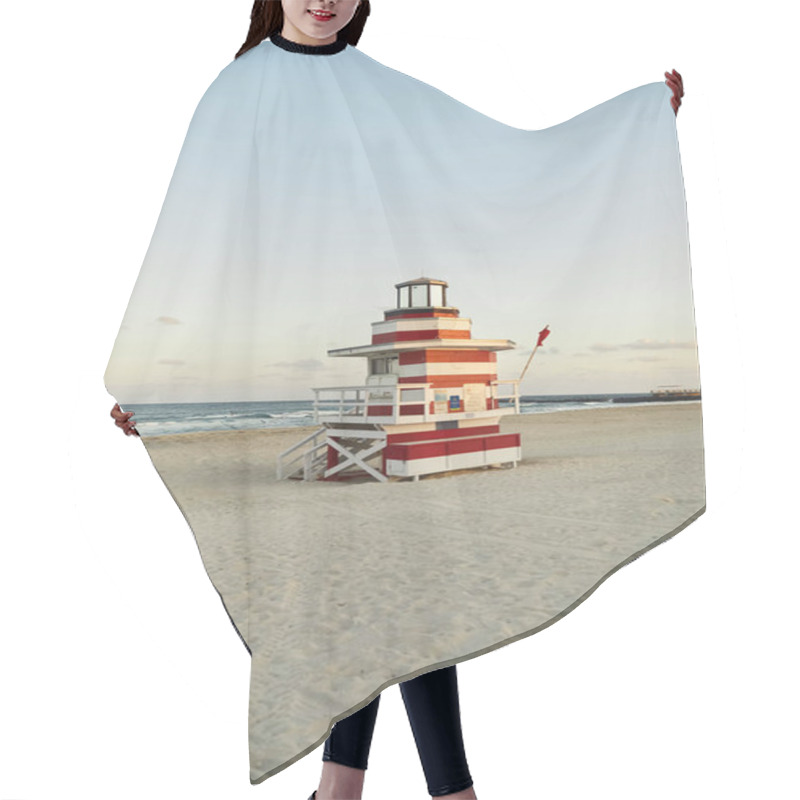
[269,32,348,55]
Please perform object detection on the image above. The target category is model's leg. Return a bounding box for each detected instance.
[400,665,477,799]
[316,694,381,800]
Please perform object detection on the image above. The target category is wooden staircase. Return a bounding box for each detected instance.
[277,427,388,482]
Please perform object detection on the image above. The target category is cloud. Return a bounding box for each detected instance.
[265,359,325,372]
[590,343,619,352]
[623,339,695,350]
[156,316,182,325]
[590,339,695,353]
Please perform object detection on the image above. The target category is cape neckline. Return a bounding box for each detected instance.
[269,32,348,56]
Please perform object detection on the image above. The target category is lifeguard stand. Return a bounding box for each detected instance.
[278,277,521,482]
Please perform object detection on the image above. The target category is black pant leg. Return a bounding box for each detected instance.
[322,694,381,770]
[400,665,474,797]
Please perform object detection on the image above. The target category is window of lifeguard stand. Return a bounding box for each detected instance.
[397,283,446,309]
[370,356,399,376]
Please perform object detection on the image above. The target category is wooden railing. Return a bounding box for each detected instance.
[493,379,521,415]
[276,427,327,481]
[311,380,520,424]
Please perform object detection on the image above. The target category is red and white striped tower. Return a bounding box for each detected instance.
[294,277,521,481]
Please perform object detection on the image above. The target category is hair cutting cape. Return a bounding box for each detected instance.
[105,34,704,785]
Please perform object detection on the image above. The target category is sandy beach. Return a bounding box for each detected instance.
[140,402,704,782]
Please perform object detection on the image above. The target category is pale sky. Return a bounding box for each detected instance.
[105,43,697,403]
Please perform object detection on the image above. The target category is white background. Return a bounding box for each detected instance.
[1,1,796,798]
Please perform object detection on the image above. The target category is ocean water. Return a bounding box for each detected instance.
[124,394,698,438]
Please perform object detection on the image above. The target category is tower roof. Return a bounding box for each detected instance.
[328,339,516,358]
[394,277,448,289]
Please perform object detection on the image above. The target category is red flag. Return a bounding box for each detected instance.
[536,326,551,347]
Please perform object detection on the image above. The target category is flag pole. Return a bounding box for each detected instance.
[519,325,550,383]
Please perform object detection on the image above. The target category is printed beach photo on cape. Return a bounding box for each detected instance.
[103,40,704,781]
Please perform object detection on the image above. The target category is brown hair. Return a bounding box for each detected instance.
[235,1,371,59]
